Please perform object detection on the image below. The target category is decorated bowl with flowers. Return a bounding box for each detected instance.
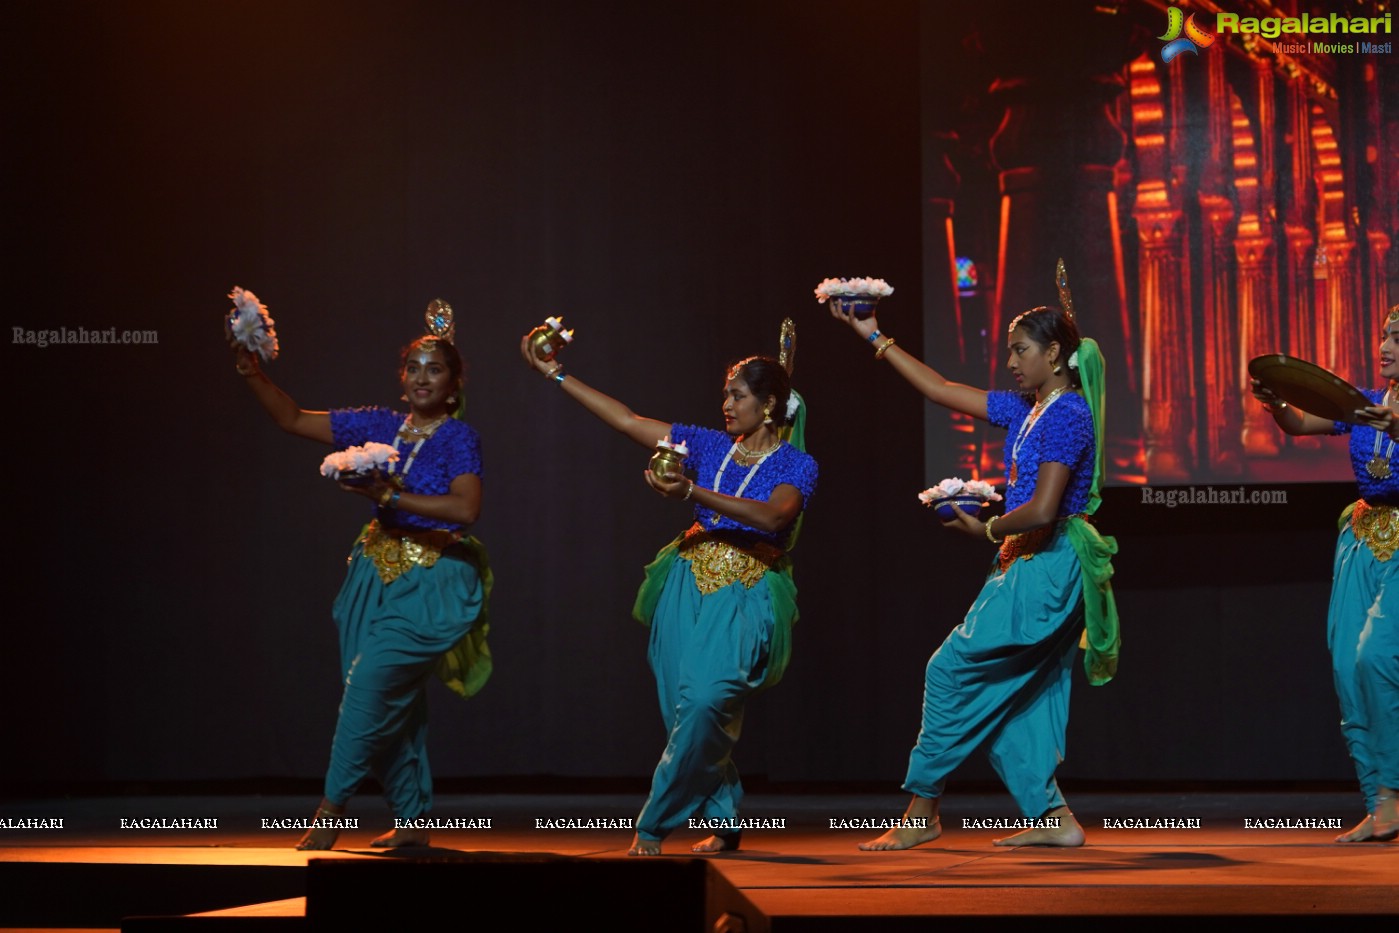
[919,477,1003,520]
[320,443,400,487]
[814,277,895,319]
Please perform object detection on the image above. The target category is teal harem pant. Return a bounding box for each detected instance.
[1328,519,1399,811]
[634,557,778,842]
[902,528,1085,818]
[323,541,484,820]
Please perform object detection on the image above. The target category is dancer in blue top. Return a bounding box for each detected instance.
[235,319,490,850]
[1251,308,1399,843]
[521,332,816,856]
[830,299,1119,849]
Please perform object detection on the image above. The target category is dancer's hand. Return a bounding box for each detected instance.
[940,507,987,539]
[1355,405,1399,440]
[520,331,564,378]
[1249,378,1284,410]
[828,301,880,342]
[644,467,692,500]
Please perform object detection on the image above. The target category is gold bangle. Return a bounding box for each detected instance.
[875,337,896,360]
[984,515,1000,544]
[236,363,257,376]
[378,487,395,508]
[683,481,695,501]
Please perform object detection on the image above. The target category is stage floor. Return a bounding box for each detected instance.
[2,791,1394,930]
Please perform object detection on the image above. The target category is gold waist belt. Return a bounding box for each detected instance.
[357,520,462,584]
[996,524,1056,574]
[1351,501,1399,562]
[677,523,783,594]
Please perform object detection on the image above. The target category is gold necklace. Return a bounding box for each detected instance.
[399,414,448,440]
[734,436,781,461]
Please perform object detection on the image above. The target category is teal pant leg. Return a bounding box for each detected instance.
[323,549,480,819]
[635,559,773,841]
[1329,526,1399,807]
[903,535,1083,817]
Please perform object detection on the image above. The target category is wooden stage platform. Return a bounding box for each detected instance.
[1,791,1394,931]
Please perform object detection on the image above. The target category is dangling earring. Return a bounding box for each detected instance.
[447,396,457,407]
[401,393,409,402]
[1052,361,1062,375]
[763,403,774,426]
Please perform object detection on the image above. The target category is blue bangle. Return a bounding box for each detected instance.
[554,371,567,385]
[866,329,883,344]
[387,490,402,509]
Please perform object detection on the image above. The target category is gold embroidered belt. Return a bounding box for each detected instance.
[356,520,463,584]
[677,523,784,594]
[1350,500,1399,562]
[995,522,1065,574]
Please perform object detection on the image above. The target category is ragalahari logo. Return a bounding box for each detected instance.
[1160,6,1215,63]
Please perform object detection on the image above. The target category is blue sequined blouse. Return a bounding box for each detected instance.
[668,423,818,550]
[986,390,1095,515]
[330,407,483,533]
[1332,387,1399,505]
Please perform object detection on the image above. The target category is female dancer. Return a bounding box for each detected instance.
[235,316,490,849]
[829,301,1118,849]
[1251,309,1399,843]
[521,333,816,855]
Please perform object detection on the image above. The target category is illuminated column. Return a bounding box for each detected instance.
[1129,54,1192,481]
[1233,66,1281,459]
[1281,72,1318,366]
[1237,235,1280,455]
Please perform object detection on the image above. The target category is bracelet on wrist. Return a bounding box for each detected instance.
[683,480,695,501]
[984,514,1001,544]
[875,337,896,360]
[866,329,883,344]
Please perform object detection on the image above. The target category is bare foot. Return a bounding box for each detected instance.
[993,807,1085,847]
[1374,791,1399,840]
[859,795,942,851]
[370,827,430,848]
[295,800,345,851]
[692,832,741,853]
[628,834,661,856]
[858,820,942,851]
[1335,815,1376,842]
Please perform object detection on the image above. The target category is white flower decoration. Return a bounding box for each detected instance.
[320,442,400,479]
[227,286,280,362]
[919,476,1002,504]
[813,277,895,303]
[1068,349,1080,371]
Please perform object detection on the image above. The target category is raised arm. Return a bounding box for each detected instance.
[829,306,989,420]
[235,347,333,444]
[520,333,671,448]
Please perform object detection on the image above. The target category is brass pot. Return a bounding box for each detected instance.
[529,324,569,361]
[648,446,687,479]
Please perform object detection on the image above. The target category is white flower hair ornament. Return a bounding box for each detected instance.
[1068,349,1080,371]
[227,286,280,362]
[785,393,801,420]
